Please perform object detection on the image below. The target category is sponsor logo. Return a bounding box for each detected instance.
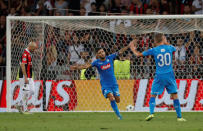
[0,79,202,112]
[0,80,77,112]
[101,63,111,70]
[161,49,165,52]
[133,79,203,111]
[23,58,26,61]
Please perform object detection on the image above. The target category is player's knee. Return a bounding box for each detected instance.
[107,94,115,101]
[115,99,120,103]
[151,94,156,98]
[171,93,178,99]
[109,96,115,101]
[115,97,120,103]
[29,90,34,96]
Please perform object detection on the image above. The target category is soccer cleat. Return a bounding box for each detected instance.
[23,111,32,115]
[145,114,154,121]
[118,115,123,120]
[177,118,186,122]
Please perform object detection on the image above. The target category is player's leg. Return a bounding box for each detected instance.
[149,94,156,115]
[24,78,35,113]
[22,83,30,112]
[17,78,26,113]
[114,96,120,103]
[170,93,186,121]
[107,93,122,120]
[166,72,186,121]
[171,94,182,118]
[20,78,34,113]
[112,85,120,103]
[27,78,35,103]
[112,85,122,119]
[145,94,156,121]
[146,76,164,121]
[23,91,29,112]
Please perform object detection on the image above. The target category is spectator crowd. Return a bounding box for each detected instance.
[0,0,203,80]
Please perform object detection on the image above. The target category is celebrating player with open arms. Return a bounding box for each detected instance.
[71,45,130,120]
[129,33,186,122]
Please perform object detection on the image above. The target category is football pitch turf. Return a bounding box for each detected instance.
[0,112,202,131]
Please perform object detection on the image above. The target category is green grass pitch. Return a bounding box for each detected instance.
[0,112,203,131]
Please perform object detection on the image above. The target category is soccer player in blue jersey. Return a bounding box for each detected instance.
[71,45,130,120]
[129,33,186,122]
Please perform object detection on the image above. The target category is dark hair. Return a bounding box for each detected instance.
[154,33,164,43]
[95,47,103,53]
[99,4,106,12]
[91,2,96,6]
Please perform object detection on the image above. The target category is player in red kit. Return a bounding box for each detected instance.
[17,42,38,114]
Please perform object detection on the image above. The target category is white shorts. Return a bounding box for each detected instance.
[19,77,35,93]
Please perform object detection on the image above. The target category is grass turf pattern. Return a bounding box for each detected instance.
[0,112,202,131]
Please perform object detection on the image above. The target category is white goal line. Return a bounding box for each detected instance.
[34,111,203,113]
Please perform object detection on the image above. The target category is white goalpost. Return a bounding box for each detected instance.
[6,15,203,112]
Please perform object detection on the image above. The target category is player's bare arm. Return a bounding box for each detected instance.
[20,63,29,84]
[118,45,130,55]
[70,63,92,70]
[129,39,143,57]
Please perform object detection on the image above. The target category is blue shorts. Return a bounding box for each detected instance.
[102,85,120,98]
[151,71,178,95]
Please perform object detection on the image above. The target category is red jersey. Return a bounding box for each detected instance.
[19,48,33,78]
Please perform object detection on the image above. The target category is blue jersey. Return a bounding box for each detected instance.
[142,45,176,74]
[91,53,118,87]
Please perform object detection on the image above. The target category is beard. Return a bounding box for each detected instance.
[100,56,105,60]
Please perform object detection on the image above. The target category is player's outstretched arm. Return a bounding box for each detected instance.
[129,39,143,57]
[70,63,92,70]
[118,45,130,55]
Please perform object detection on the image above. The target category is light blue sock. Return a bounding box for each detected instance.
[149,97,156,114]
[173,99,182,118]
[110,100,121,118]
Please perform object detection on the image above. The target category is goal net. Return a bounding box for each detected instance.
[5,15,203,112]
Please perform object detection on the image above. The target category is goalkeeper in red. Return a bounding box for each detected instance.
[71,45,130,120]
[129,33,186,122]
[17,42,38,113]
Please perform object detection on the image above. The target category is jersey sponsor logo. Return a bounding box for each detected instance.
[107,59,109,62]
[161,49,165,52]
[101,63,111,70]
